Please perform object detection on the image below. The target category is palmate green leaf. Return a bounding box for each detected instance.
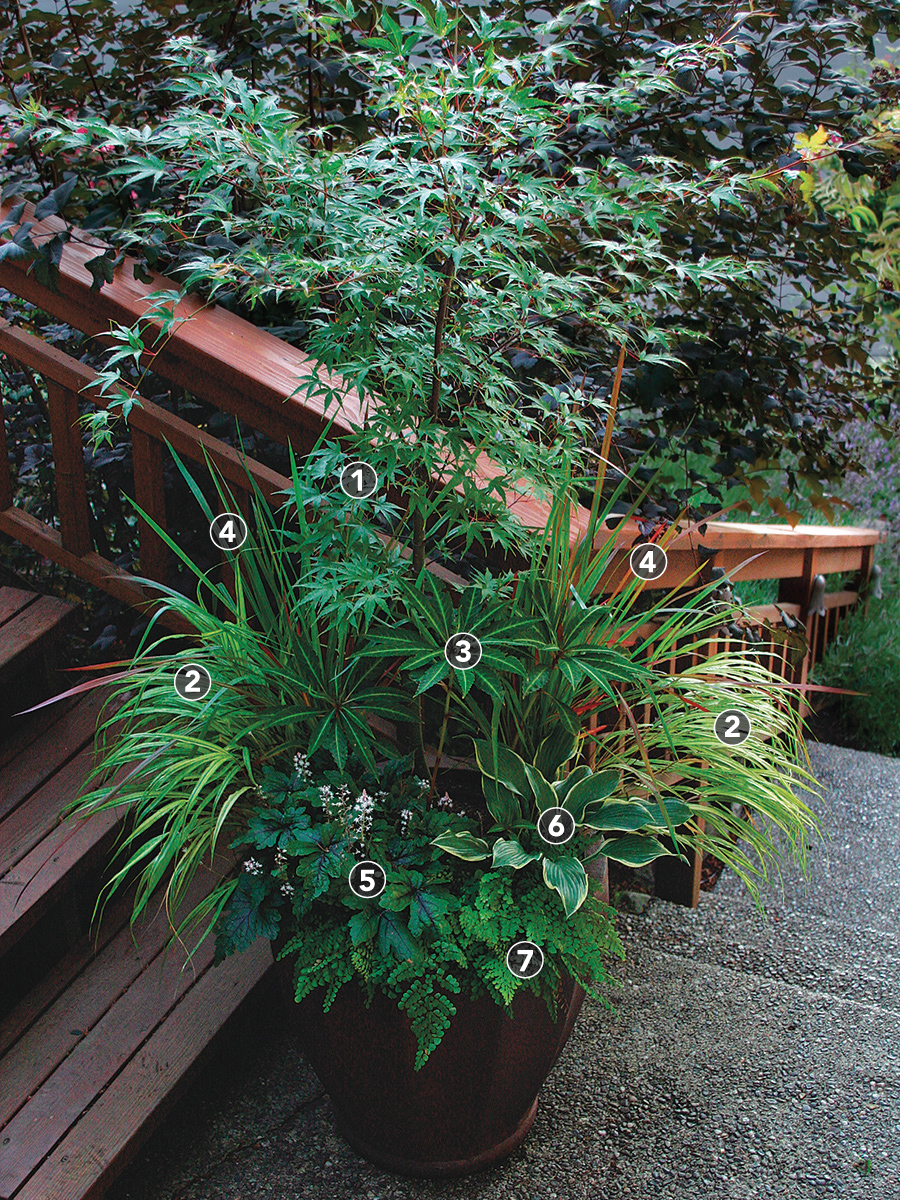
[457,664,477,698]
[562,770,620,823]
[243,807,310,849]
[213,873,281,964]
[431,830,491,860]
[477,648,527,675]
[291,831,350,897]
[602,833,669,866]
[413,659,451,695]
[468,667,506,705]
[352,688,414,722]
[377,911,424,963]
[348,909,379,946]
[541,854,589,917]
[363,630,437,662]
[522,665,553,696]
[400,572,454,639]
[492,838,541,869]
[408,884,455,937]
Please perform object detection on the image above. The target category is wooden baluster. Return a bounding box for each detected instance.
[778,547,820,720]
[0,387,12,510]
[131,426,168,585]
[46,380,92,556]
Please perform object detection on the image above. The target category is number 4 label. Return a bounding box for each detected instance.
[629,543,667,581]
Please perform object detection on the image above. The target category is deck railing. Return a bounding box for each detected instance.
[0,199,885,719]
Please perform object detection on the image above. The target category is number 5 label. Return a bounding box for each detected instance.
[348,859,387,898]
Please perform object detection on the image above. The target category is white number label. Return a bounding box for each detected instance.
[173,663,212,701]
[349,859,386,898]
[629,543,668,581]
[210,512,248,551]
[537,806,576,846]
[713,708,751,746]
[506,940,544,979]
[339,461,378,499]
[444,633,483,670]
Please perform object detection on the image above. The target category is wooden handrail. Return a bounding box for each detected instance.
[0,200,578,543]
[0,202,886,720]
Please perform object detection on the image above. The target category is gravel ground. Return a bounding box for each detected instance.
[105,741,900,1200]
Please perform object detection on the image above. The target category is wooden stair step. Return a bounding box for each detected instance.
[0,590,79,684]
[0,691,108,824]
[0,859,271,1200]
[0,590,38,628]
[0,751,127,958]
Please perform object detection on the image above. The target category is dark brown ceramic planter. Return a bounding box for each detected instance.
[271,768,607,1176]
[272,936,585,1176]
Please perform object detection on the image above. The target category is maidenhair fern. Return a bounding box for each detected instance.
[273,867,623,1069]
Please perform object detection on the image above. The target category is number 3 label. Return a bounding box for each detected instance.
[444,633,483,670]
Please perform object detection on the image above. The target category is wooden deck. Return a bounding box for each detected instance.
[0,592,274,1200]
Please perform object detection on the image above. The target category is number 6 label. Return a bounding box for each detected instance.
[536,806,576,846]
[348,859,387,899]
[713,708,752,746]
[506,940,544,979]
